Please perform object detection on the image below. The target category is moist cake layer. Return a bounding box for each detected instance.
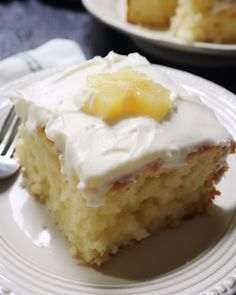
[16,127,231,265]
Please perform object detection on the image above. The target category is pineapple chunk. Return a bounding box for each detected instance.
[82,69,171,122]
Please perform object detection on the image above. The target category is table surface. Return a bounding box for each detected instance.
[0,0,235,94]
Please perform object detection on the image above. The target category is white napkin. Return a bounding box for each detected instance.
[0,39,86,87]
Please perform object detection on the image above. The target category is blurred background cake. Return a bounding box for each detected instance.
[127,0,236,43]
[127,0,177,28]
[171,0,236,43]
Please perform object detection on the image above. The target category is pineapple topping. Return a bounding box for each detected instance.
[82,69,171,122]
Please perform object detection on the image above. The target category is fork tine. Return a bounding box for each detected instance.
[5,132,19,158]
[0,105,15,142]
[5,117,21,158]
[0,115,20,155]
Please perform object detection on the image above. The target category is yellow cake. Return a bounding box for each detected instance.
[127,0,236,43]
[127,0,178,28]
[171,0,236,43]
[10,52,235,266]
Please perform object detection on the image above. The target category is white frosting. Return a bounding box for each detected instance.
[10,52,233,207]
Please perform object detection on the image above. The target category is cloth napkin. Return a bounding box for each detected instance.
[0,38,86,87]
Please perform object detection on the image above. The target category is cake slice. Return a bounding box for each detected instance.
[127,0,178,28]
[10,52,235,266]
[171,0,236,43]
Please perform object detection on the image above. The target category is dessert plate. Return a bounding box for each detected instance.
[1,66,236,295]
[82,0,236,67]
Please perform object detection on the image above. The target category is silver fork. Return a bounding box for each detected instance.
[0,104,21,179]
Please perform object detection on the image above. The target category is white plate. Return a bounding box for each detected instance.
[1,67,236,295]
[82,0,236,67]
